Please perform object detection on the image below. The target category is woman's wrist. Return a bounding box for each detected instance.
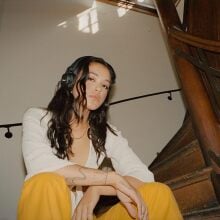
[87,185,102,196]
[89,185,117,196]
[88,186,116,196]
[105,171,119,186]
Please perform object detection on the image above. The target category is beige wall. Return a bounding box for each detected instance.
[0,0,185,219]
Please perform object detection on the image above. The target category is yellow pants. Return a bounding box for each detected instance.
[17,173,183,220]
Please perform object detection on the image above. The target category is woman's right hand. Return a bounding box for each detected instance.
[107,172,148,220]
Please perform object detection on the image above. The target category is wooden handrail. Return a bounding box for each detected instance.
[169,27,220,53]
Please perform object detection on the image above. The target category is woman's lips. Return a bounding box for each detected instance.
[88,95,99,100]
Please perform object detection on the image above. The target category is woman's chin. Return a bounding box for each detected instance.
[87,104,102,111]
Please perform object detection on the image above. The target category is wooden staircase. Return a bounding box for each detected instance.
[100,0,220,218]
[149,116,220,219]
[148,0,220,218]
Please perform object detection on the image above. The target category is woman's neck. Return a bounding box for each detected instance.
[70,110,90,127]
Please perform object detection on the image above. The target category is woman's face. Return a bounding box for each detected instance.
[72,62,111,111]
[86,62,111,110]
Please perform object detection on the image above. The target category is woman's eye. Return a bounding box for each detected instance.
[88,77,95,82]
[103,85,109,90]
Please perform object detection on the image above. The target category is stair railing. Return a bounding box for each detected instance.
[153,0,220,174]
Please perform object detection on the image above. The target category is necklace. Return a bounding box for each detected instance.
[73,126,89,140]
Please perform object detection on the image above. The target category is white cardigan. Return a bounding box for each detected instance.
[22,108,154,210]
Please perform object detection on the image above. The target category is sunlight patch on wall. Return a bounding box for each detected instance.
[57,1,99,34]
[57,21,67,28]
[77,1,99,34]
[136,0,155,9]
[117,2,133,17]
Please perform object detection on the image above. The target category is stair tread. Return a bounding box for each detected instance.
[149,117,196,168]
[151,139,201,169]
[184,205,220,219]
[165,166,212,189]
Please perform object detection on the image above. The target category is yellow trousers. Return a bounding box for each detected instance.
[17,173,183,220]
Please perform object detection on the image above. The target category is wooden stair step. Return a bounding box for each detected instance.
[151,140,206,182]
[183,205,220,220]
[165,167,220,214]
[149,117,196,167]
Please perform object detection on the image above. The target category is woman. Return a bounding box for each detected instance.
[18,56,183,220]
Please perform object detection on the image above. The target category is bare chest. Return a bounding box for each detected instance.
[68,136,90,166]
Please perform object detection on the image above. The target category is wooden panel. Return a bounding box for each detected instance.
[154,0,220,176]
[174,179,217,212]
[184,0,220,41]
[167,168,219,213]
[149,117,196,169]
[184,0,220,120]
[184,206,220,220]
[153,140,206,182]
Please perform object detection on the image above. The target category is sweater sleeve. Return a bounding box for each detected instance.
[105,125,154,182]
[22,108,75,179]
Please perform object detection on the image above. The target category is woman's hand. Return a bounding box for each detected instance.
[107,172,148,220]
[72,172,147,220]
[116,189,148,220]
[72,186,100,220]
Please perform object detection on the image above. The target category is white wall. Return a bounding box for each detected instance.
[0,0,185,219]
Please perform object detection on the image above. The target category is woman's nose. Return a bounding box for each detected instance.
[95,84,101,92]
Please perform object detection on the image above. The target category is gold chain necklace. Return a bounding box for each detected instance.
[73,126,89,140]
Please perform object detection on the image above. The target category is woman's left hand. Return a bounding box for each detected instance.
[72,186,100,220]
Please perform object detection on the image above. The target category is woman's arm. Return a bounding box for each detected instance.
[55,165,147,220]
[54,164,142,195]
[106,126,154,183]
[125,176,145,189]
[54,164,113,187]
[72,178,147,220]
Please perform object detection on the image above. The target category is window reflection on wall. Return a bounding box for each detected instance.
[57,1,99,34]
[77,2,99,34]
[117,2,133,17]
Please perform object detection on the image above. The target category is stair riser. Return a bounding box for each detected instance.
[173,179,218,212]
[184,214,220,220]
[153,144,206,182]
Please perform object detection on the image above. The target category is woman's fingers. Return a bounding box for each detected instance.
[136,198,148,220]
[87,205,94,220]
[139,203,148,220]
[73,206,94,220]
[122,201,137,218]
[75,207,82,220]
[116,190,136,218]
[142,206,148,220]
[73,186,100,220]
[81,206,87,220]
[115,177,148,220]
[72,211,76,220]
[120,195,148,220]
[114,181,144,219]
[118,182,142,217]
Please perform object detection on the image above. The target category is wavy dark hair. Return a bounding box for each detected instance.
[46,56,116,161]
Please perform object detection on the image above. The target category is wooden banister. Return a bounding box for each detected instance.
[153,0,220,174]
[169,27,220,53]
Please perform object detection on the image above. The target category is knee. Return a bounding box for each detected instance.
[24,172,66,188]
[151,182,172,192]
[138,182,173,197]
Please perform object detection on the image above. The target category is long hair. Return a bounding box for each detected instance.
[46,56,116,161]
